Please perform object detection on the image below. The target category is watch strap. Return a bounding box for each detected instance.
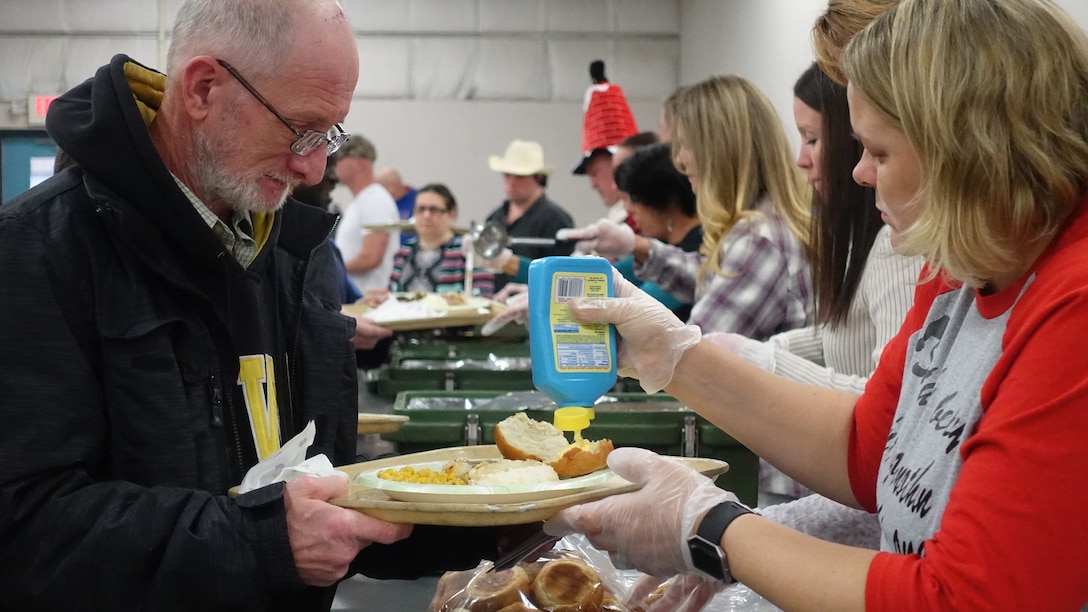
[690,500,752,582]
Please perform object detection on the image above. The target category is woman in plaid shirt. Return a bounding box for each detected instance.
[564,76,814,340]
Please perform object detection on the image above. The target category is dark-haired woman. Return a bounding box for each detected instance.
[716,64,922,503]
[613,142,703,320]
[388,183,494,297]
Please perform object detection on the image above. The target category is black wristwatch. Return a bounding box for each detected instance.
[687,500,753,582]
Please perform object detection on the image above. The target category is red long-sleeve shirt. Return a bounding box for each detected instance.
[849,202,1088,610]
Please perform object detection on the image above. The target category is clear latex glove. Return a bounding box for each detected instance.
[492,282,527,305]
[568,272,701,393]
[480,289,528,336]
[704,332,776,372]
[555,218,635,259]
[461,234,513,273]
[543,447,740,579]
[628,573,724,612]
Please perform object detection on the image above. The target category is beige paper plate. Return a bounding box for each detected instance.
[355,461,615,505]
[331,445,728,526]
[343,294,504,331]
[357,413,409,435]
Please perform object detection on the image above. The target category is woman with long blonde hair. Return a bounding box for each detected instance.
[678,75,811,275]
[566,75,813,340]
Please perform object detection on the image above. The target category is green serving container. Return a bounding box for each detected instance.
[382,390,759,506]
[368,339,536,398]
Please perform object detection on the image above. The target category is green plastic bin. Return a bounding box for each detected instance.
[368,338,535,398]
[382,390,759,506]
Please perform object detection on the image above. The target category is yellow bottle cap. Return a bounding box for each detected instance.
[554,407,593,442]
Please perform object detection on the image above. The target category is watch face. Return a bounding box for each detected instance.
[688,535,728,581]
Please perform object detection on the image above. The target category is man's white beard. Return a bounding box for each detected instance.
[192,125,295,215]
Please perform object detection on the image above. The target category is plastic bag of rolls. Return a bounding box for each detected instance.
[430,535,663,612]
[430,534,778,611]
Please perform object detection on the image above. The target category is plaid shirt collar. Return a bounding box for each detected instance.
[171,174,258,268]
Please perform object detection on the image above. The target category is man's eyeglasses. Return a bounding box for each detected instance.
[216,59,349,156]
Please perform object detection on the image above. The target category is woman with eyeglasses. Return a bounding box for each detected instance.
[387,183,494,297]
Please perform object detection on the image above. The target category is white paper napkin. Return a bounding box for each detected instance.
[237,421,348,494]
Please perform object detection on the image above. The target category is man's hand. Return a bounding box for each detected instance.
[341,308,392,349]
[362,288,390,307]
[284,476,412,587]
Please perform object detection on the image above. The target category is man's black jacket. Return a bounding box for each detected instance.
[0,53,495,612]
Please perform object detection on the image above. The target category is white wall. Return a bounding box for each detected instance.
[369,0,1088,226]
[0,0,681,229]
[5,0,1088,226]
[679,0,825,155]
[333,0,683,227]
[678,0,1088,163]
[334,98,663,229]
[1057,0,1088,26]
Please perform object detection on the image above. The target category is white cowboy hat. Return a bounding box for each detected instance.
[488,139,553,176]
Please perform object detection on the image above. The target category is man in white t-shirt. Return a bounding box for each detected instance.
[332,136,400,293]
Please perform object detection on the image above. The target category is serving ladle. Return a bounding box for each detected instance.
[468,220,572,259]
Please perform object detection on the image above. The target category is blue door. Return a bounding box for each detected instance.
[1,133,57,203]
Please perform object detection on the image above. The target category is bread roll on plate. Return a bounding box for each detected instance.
[494,413,613,478]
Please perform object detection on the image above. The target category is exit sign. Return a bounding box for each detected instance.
[27,94,59,126]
